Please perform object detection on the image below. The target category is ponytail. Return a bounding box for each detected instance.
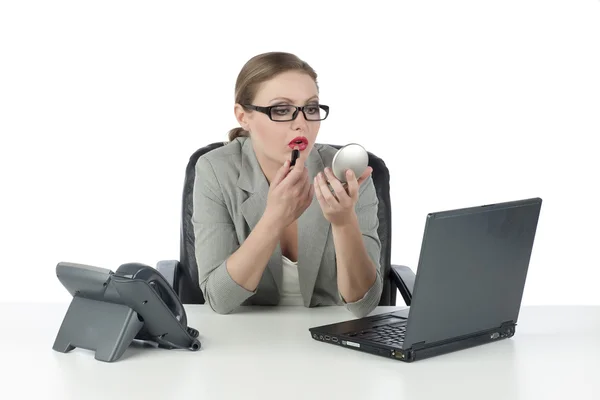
[228,127,250,142]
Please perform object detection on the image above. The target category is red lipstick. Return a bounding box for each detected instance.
[288,136,308,151]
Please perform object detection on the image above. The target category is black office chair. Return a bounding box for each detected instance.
[157,142,416,307]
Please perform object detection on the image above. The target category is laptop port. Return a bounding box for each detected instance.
[332,337,339,343]
[319,335,324,340]
[325,336,330,341]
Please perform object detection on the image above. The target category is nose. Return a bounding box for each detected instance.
[291,108,309,131]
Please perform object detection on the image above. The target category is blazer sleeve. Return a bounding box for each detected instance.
[338,175,384,318]
[191,156,255,314]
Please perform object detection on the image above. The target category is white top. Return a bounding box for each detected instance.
[279,255,304,306]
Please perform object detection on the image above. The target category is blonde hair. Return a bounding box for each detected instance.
[228,52,318,142]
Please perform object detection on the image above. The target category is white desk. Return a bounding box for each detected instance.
[2,304,599,399]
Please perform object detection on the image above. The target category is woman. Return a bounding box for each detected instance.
[192,52,383,317]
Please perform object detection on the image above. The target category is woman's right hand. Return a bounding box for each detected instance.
[264,160,314,231]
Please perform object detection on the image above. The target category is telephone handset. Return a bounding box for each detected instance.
[111,262,199,347]
[112,262,189,328]
[52,261,201,362]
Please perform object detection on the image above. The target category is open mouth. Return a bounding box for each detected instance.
[288,136,309,150]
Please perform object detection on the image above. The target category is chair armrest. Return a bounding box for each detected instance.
[156,260,181,291]
[390,264,415,306]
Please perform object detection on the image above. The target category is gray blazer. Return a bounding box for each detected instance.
[191,136,383,318]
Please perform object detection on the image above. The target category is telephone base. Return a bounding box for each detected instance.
[53,296,143,362]
[53,261,201,362]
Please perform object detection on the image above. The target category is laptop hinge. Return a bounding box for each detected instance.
[411,341,426,350]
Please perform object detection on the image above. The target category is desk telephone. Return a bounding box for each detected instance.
[52,261,201,362]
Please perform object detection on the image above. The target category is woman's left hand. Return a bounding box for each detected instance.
[314,166,373,226]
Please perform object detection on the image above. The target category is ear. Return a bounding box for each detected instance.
[234,104,251,131]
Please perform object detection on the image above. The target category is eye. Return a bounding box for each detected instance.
[305,105,319,114]
[272,106,293,115]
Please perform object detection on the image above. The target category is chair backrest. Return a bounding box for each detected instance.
[177,142,395,306]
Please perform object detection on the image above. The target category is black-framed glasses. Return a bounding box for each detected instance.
[243,104,329,122]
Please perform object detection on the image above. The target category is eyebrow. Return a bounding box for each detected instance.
[269,96,319,105]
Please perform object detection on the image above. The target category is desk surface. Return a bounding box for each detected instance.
[2,303,600,399]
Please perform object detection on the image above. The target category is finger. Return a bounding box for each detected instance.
[346,169,359,200]
[271,160,291,186]
[324,168,350,205]
[356,167,373,185]
[317,172,338,207]
[282,161,306,187]
[314,176,326,207]
[294,169,310,197]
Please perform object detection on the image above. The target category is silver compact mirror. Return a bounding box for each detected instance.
[331,143,369,183]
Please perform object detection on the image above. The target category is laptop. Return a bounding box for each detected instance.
[309,197,542,362]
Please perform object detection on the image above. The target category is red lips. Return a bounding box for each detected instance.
[288,136,308,151]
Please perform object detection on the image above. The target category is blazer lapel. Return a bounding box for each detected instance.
[298,147,330,307]
[238,138,282,295]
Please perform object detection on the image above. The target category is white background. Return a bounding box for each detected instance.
[1,0,598,305]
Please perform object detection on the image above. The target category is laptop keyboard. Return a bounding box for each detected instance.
[345,320,407,347]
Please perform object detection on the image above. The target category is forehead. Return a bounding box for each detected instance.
[254,71,318,104]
